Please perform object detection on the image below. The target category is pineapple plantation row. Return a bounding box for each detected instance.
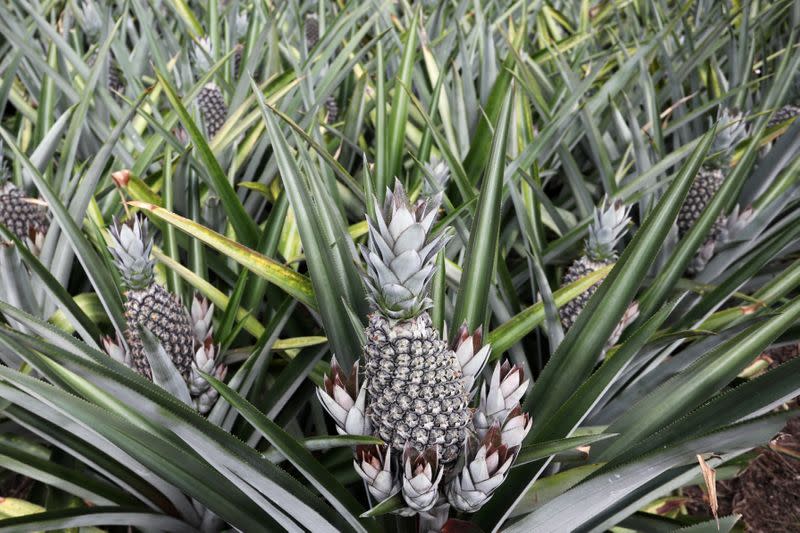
[1,0,800,531]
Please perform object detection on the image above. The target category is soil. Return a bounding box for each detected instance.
[0,473,34,499]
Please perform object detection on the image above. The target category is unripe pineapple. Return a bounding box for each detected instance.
[197,83,228,139]
[677,109,747,274]
[305,14,319,49]
[0,159,48,247]
[361,182,470,463]
[192,38,228,139]
[559,199,630,331]
[767,105,800,129]
[325,95,339,123]
[108,216,194,380]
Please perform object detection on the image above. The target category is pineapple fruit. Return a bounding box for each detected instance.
[305,13,339,124]
[360,182,469,463]
[193,38,229,139]
[107,216,195,379]
[677,108,747,274]
[0,157,48,252]
[197,83,228,139]
[319,182,531,518]
[559,198,631,332]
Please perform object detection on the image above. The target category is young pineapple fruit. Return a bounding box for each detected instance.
[304,13,338,124]
[108,216,194,380]
[677,109,747,274]
[0,157,48,252]
[305,14,319,48]
[767,74,800,130]
[319,183,531,517]
[193,38,229,139]
[559,199,630,332]
[361,182,470,464]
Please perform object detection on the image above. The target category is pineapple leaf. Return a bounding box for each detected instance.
[202,370,377,533]
[129,202,316,309]
[452,87,514,333]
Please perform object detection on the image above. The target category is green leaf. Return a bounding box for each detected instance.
[0,507,196,533]
[515,433,617,467]
[386,9,419,185]
[452,87,514,333]
[129,203,315,309]
[506,411,793,532]
[360,494,404,518]
[595,296,800,461]
[202,371,374,533]
[138,327,192,407]
[154,69,259,247]
[671,515,740,533]
[252,81,365,369]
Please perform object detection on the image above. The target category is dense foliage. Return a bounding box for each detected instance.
[0,0,799,531]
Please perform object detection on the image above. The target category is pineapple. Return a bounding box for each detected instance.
[0,158,48,249]
[767,105,800,129]
[559,198,630,331]
[304,13,338,124]
[677,109,747,274]
[108,216,194,380]
[325,96,339,123]
[193,38,229,139]
[305,14,319,49]
[197,83,228,139]
[361,182,470,463]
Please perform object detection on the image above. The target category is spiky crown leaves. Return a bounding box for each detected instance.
[108,215,155,290]
[193,37,214,73]
[707,108,747,169]
[585,197,631,262]
[79,0,102,37]
[360,180,449,320]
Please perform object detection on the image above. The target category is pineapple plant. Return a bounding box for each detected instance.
[305,12,338,123]
[559,198,632,333]
[107,216,196,379]
[1,2,800,532]
[318,182,530,519]
[677,108,748,274]
[106,215,225,413]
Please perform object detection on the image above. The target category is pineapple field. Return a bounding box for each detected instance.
[2,0,800,531]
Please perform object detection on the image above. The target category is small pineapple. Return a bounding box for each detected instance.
[108,216,194,380]
[325,95,339,123]
[0,158,48,251]
[361,182,470,463]
[559,198,630,331]
[767,105,800,129]
[677,108,747,274]
[305,14,319,49]
[767,73,800,130]
[193,38,229,139]
[197,83,228,139]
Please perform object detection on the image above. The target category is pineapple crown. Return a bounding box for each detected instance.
[706,108,747,169]
[360,180,450,320]
[585,197,631,262]
[79,0,102,38]
[193,37,214,73]
[108,215,155,291]
[422,159,451,196]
